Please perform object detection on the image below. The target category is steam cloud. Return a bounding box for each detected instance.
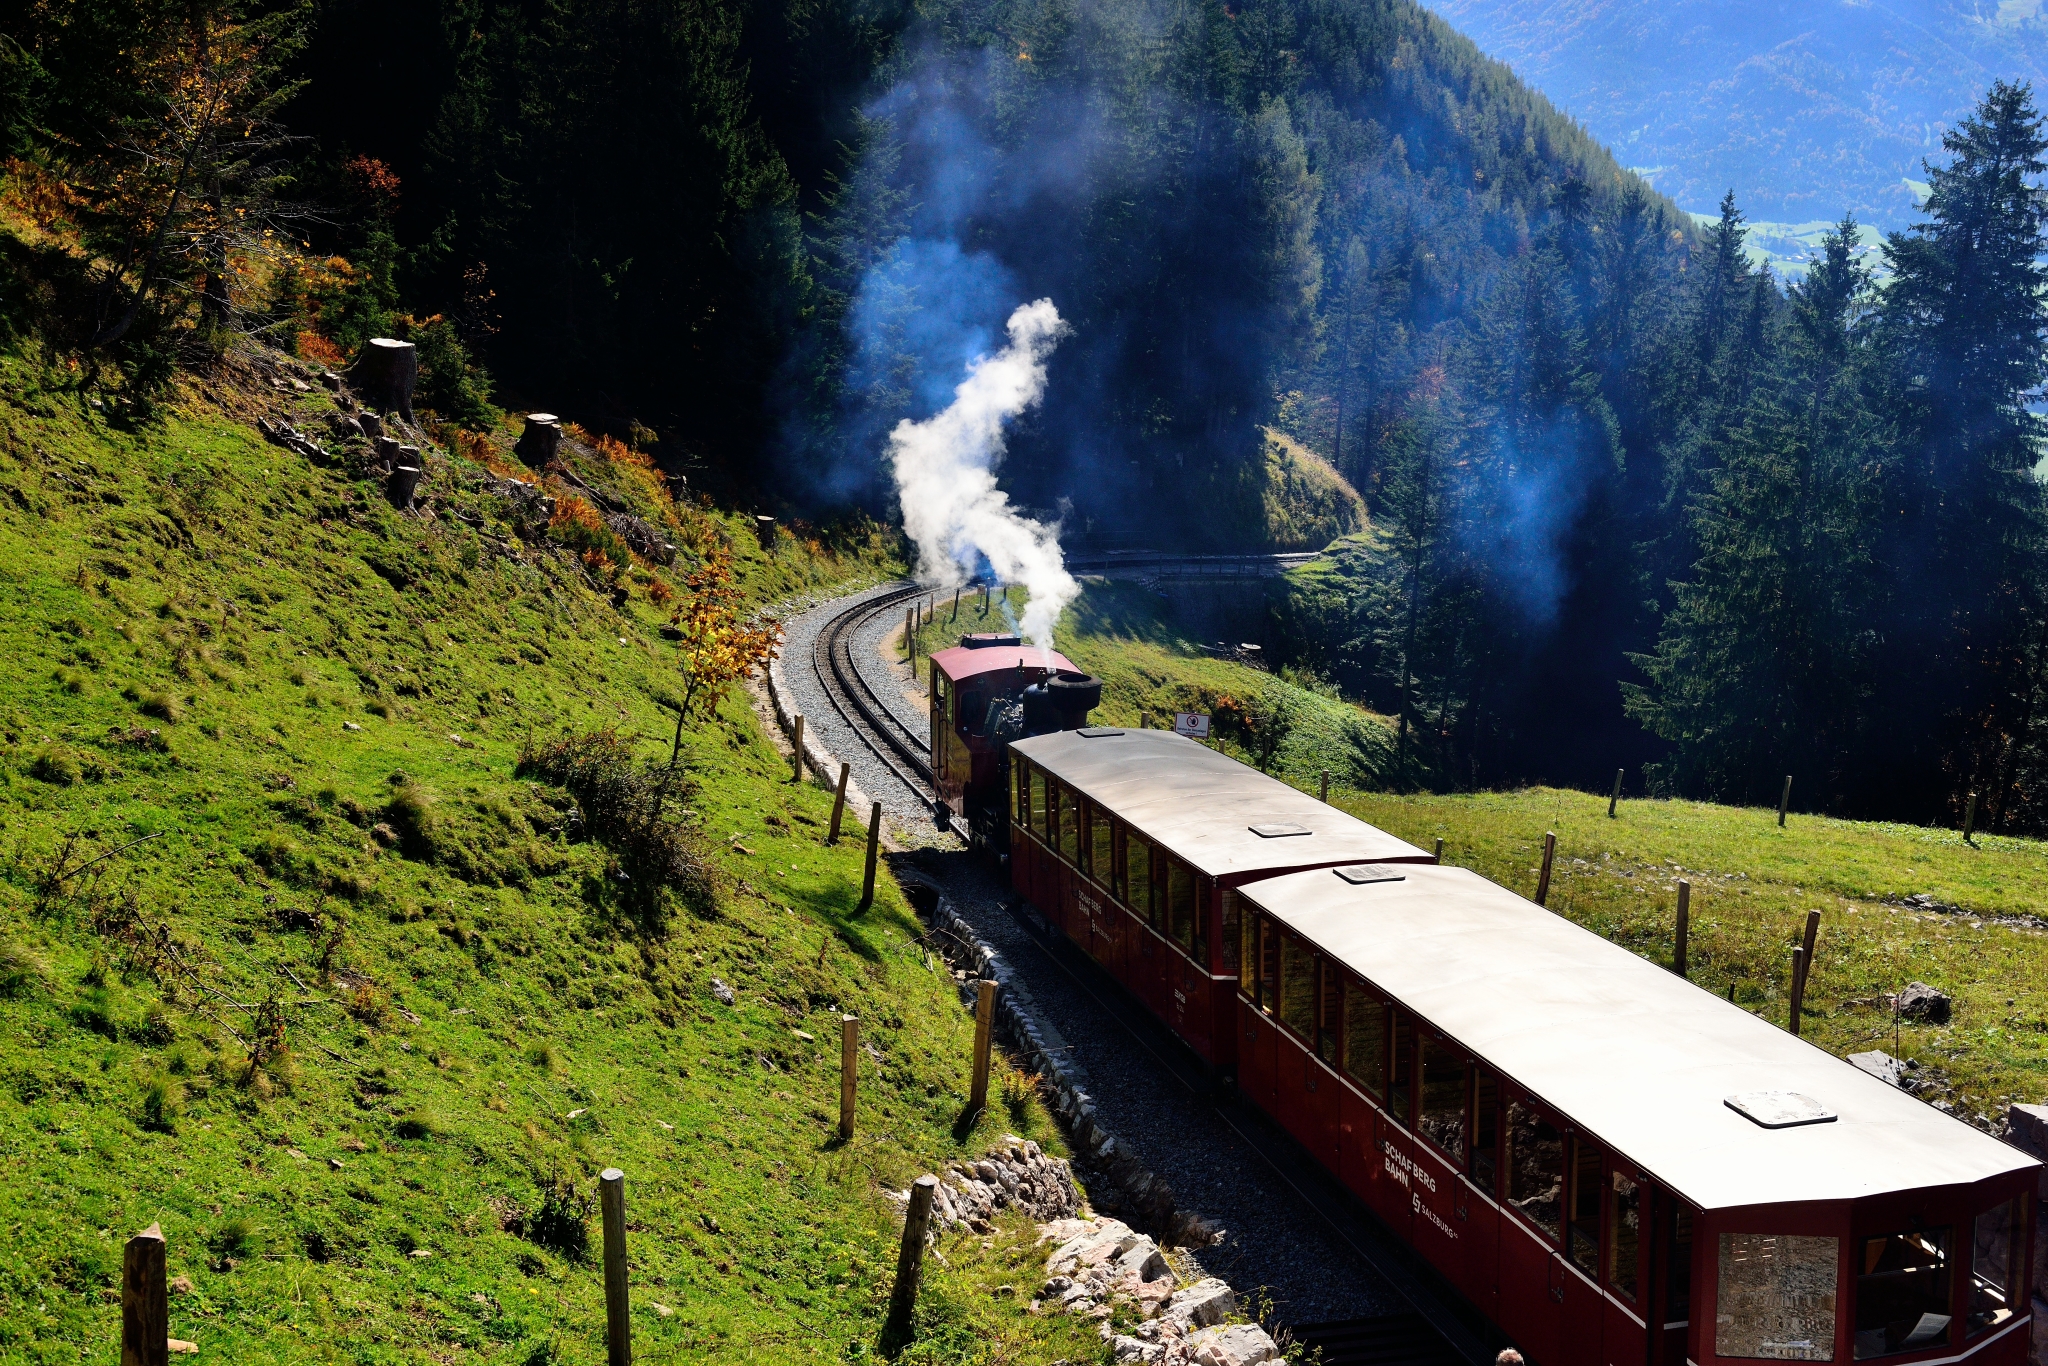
[888,297,1077,648]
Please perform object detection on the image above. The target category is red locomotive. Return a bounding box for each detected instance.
[927,632,1101,849]
[1005,725,2041,1366]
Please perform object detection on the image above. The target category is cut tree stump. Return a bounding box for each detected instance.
[517,413,562,467]
[353,338,418,424]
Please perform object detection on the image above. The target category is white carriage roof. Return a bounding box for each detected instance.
[1241,863,2035,1212]
[1010,728,1430,879]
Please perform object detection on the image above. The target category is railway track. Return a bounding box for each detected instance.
[808,580,935,802]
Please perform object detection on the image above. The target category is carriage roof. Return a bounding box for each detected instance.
[1241,862,2035,1212]
[1011,728,1431,880]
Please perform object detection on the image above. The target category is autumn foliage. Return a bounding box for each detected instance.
[669,546,780,724]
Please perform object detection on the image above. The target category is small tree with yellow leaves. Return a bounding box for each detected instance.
[660,544,781,785]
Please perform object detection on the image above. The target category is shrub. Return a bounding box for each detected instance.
[515,729,714,929]
[29,746,81,785]
[526,1176,591,1262]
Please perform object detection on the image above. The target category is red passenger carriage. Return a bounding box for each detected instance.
[1001,727,2041,1366]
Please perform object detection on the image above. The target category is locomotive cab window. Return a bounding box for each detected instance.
[1505,1099,1563,1240]
[1343,980,1387,1098]
[1277,932,1315,1041]
[1968,1196,2024,1336]
[1856,1227,1952,1357]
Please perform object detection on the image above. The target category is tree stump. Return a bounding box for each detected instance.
[388,459,424,510]
[353,338,417,423]
[516,413,562,467]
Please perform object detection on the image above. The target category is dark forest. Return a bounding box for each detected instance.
[6,0,2048,828]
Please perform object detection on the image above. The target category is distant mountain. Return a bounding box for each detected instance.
[1419,0,2048,230]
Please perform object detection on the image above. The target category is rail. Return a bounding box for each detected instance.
[809,582,936,800]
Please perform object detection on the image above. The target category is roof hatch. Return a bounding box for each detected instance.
[1334,864,1407,885]
[1724,1092,1836,1129]
[1249,822,1311,838]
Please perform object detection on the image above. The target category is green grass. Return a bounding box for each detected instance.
[0,352,1095,1364]
[928,581,2048,1128]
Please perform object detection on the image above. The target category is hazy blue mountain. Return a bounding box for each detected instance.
[1420,0,2048,231]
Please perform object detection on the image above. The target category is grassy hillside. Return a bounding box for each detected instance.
[0,353,1096,1365]
[926,584,2048,1126]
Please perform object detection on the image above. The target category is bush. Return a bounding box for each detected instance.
[525,1176,591,1262]
[516,729,714,929]
[413,316,495,426]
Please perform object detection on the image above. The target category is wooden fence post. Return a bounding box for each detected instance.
[950,587,960,621]
[1609,768,1623,819]
[123,1223,168,1366]
[1674,881,1691,978]
[882,1175,939,1346]
[1534,831,1557,907]
[790,715,805,783]
[1433,837,1444,864]
[839,1014,859,1139]
[1778,774,1793,827]
[906,609,916,665]
[981,584,990,616]
[1318,770,1329,803]
[1789,946,1807,1035]
[1964,790,1979,845]
[600,1168,630,1366]
[858,802,882,912]
[827,762,851,845]
[969,980,997,1114]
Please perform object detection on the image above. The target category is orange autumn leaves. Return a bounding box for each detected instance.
[669,547,780,723]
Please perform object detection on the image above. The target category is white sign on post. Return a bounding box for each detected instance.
[1173,712,1211,740]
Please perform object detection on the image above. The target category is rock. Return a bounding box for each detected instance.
[1897,981,1953,1024]
[709,979,736,1007]
[1161,1278,1234,1331]
[167,1341,198,1355]
[651,1302,673,1317]
[169,1275,194,1296]
[1111,1335,1163,1363]
[2007,1103,2048,1160]
[329,1158,344,1170]
[410,1248,432,1258]
[1848,1051,1906,1087]
[342,721,362,732]
[1184,1323,1278,1366]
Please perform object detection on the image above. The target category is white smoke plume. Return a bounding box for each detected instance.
[888,297,1077,648]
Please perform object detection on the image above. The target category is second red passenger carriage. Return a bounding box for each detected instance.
[1004,726,2040,1366]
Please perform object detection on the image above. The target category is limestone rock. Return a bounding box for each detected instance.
[709,978,736,1007]
[1184,1323,1278,1366]
[1161,1278,1234,1331]
[1896,981,1952,1024]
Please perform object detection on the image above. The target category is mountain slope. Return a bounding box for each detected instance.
[1421,0,2048,228]
[0,342,1092,1362]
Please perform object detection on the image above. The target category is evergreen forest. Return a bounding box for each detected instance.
[6,0,2048,829]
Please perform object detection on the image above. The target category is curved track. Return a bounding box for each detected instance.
[809,581,934,802]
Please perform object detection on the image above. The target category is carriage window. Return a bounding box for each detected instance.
[1076,801,1094,879]
[1609,1172,1641,1300]
[1969,1196,2024,1335]
[1719,1233,1840,1361]
[1090,804,1114,888]
[1277,933,1316,1041]
[1166,857,1197,951]
[1343,981,1387,1096]
[1220,890,1241,973]
[1257,915,1279,1012]
[1237,899,1257,997]
[1505,1100,1563,1239]
[1127,833,1154,923]
[1389,1012,1414,1125]
[1569,1139,1603,1276]
[1471,1069,1498,1191]
[1856,1228,1950,1358]
[1670,1203,1694,1323]
[1013,760,1027,823]
[1419,1035,1467,1155]
[1057,786,1080,863]
[1040,777,1057,844]
[1193,874,1210,965]
[1316,960,1341,1064]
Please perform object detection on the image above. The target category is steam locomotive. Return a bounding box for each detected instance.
[926,631,1103,850]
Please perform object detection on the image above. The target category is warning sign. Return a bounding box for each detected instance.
[1173,712,1211,740]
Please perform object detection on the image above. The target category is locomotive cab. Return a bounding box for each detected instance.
[929,633,1099,849]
